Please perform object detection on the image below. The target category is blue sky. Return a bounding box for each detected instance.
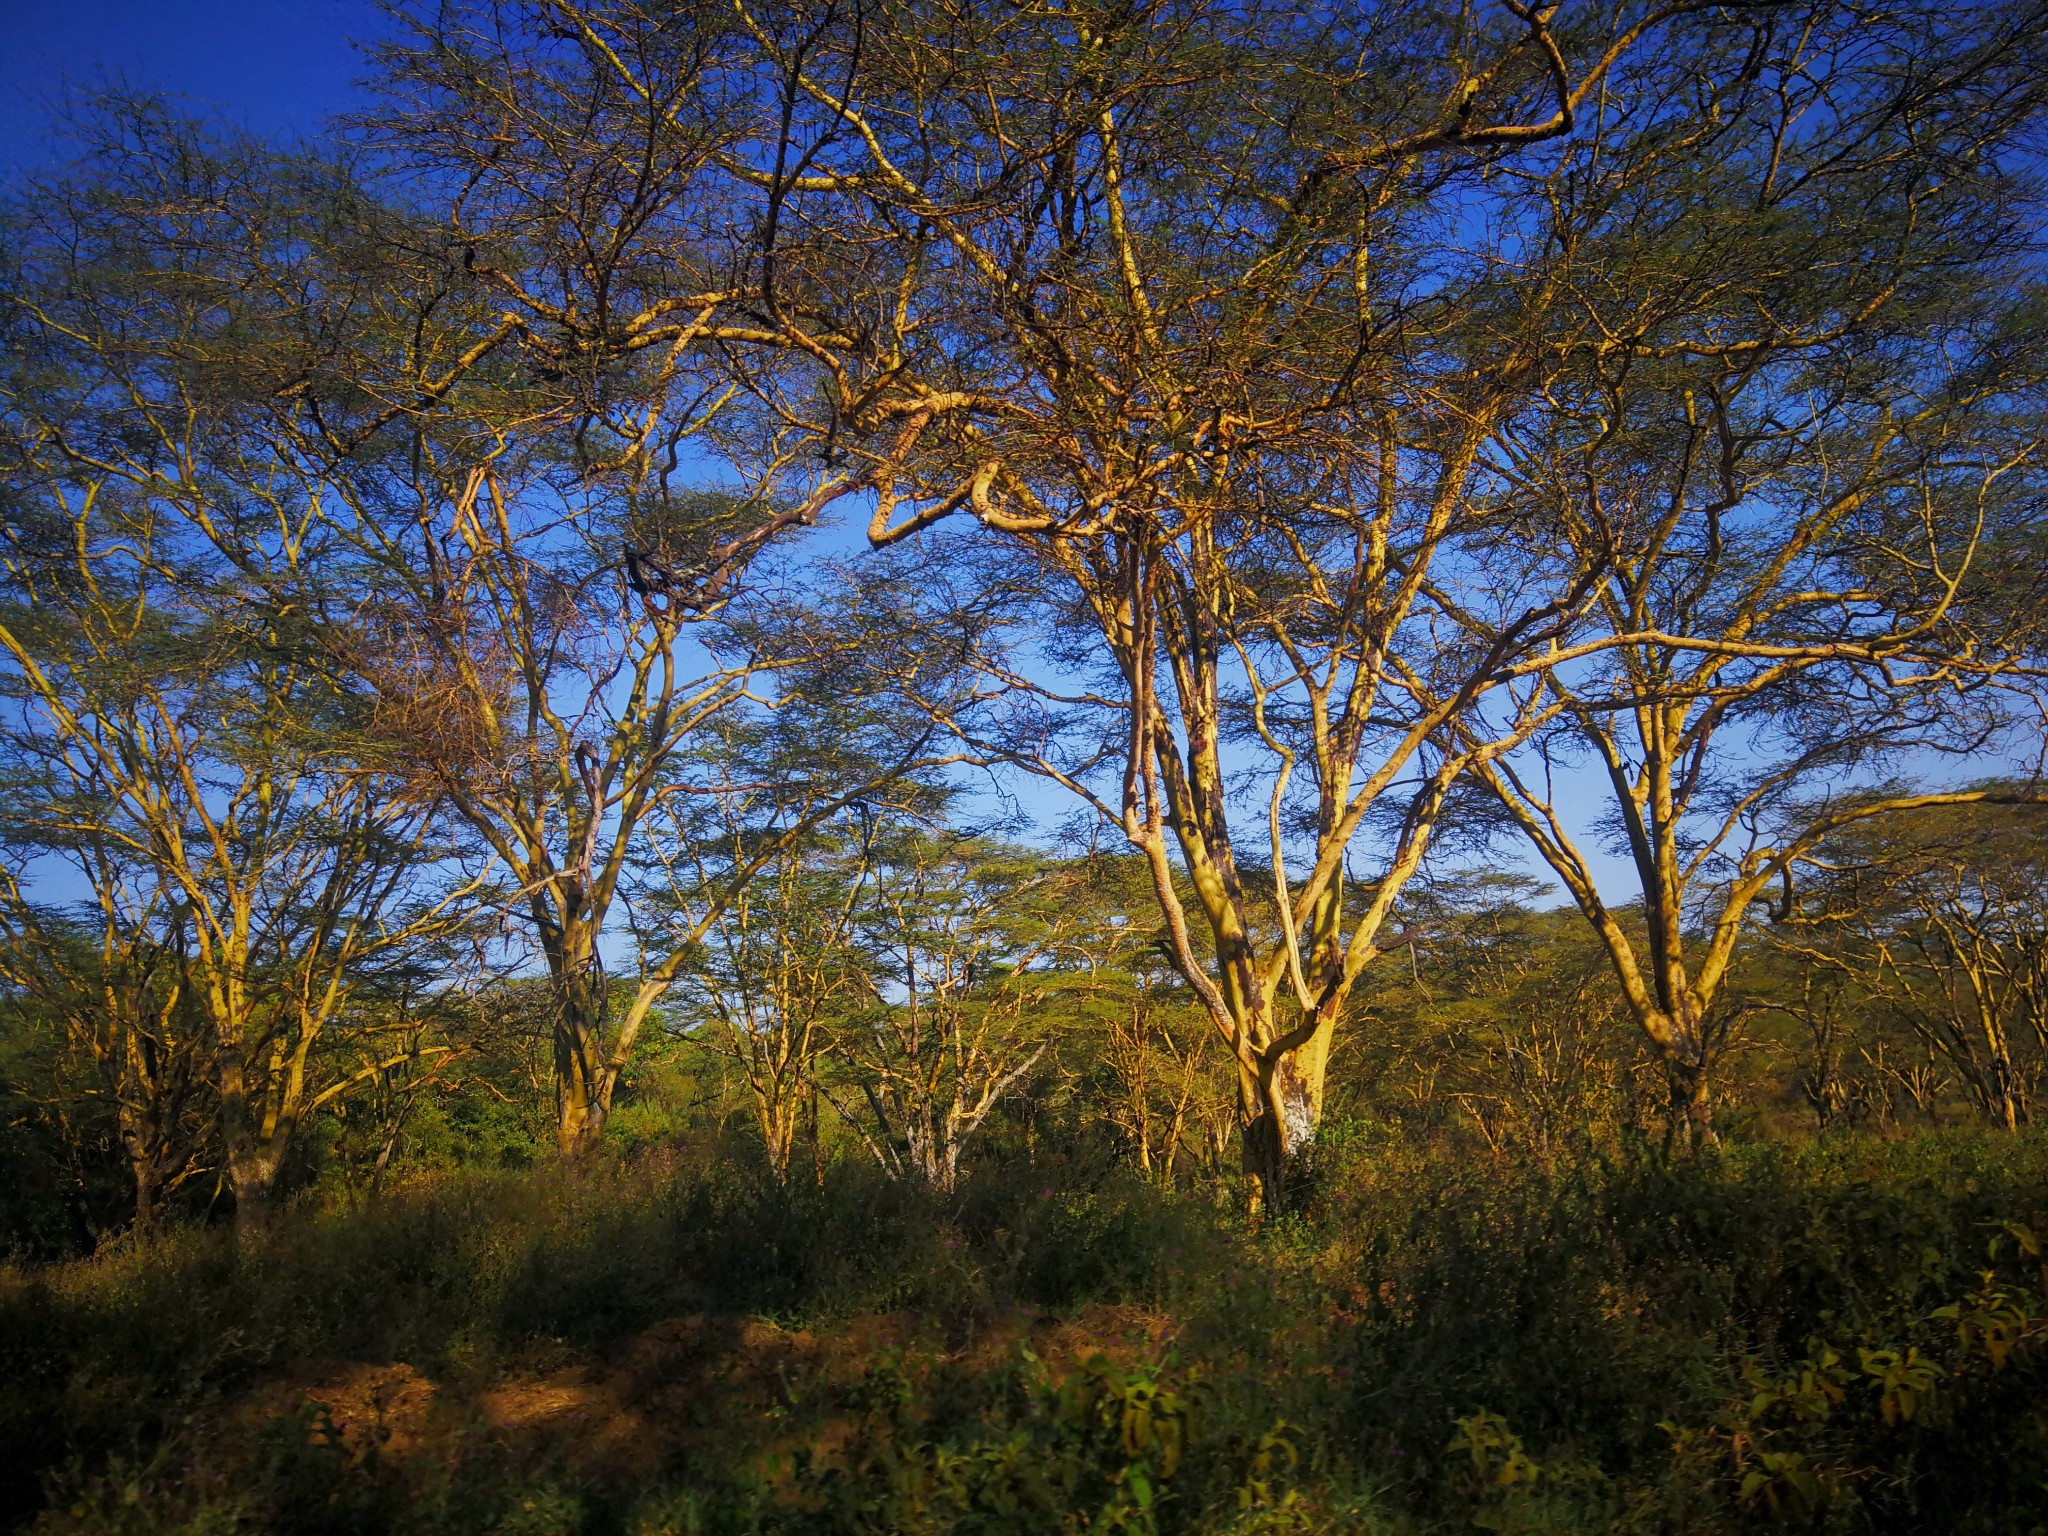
[0,0,396,170]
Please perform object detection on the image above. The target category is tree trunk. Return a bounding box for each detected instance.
[218,1054,285,1241]
[1982,1058,2022,1131]
[117,1104,163,1234]
[761,1096,797,1182]
[1241,1020,1335,1209]
[228,1146,281,1243]
[1637,997,1719,1151]
[1666,1056,1718,1149]
[131,1162,161,1235]
[552,979,611,1157]
[554,1044,607,1157]
[1983,1021,2022,1130]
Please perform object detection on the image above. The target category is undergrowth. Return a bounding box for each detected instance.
[3,1130,2047,1533]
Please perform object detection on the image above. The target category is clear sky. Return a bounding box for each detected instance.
[0,0,395,171]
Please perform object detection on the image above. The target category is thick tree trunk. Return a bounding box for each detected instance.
[1637,996,1719,1151]
[131,1165,161,1235]
[1241,1020,1335,1209]
[1981,1060,2022,1131]
[118,1104,165,1234]
[1665,1056,1718,1149]
[218,1054,286,1242]
[552,976,613,1157]
[1983,1026,2022,1131]
[554,1038,608,1157]
[227,1146,281,1243]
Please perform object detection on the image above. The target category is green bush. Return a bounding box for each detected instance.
[8,1131,2048,1534]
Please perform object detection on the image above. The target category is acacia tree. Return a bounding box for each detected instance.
[669,822,873,1181]
[648,695,947,1180]
[1451,2,2048,1135]
[387,0,1642,1194]
[0,60,950,1162]
[0,120,490,1230]
[828,833,1079,1191]
[319,424,974,1156]
[1859,865,2048,1132]
[323,449,768,1155]
[0,467,479,1234]
[0,857,208,1232]
[272,2,972,1155]
[564,0,1883,1197]
[1775,797,2048,1130]
[1095,943,1227,1185]
[0,26,915,1161]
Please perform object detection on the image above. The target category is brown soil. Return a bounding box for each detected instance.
[245,1302,1181,1489]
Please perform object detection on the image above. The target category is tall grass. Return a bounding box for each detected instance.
[4,1130,2047,1533]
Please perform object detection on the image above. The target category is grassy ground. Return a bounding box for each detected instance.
[4,1128,2047,1534]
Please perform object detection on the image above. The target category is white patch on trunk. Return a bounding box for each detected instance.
[1279,1089,1317,1155]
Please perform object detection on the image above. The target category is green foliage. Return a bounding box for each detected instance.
[5,1131,2048,1534]
[1316,1132,2048,1532]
